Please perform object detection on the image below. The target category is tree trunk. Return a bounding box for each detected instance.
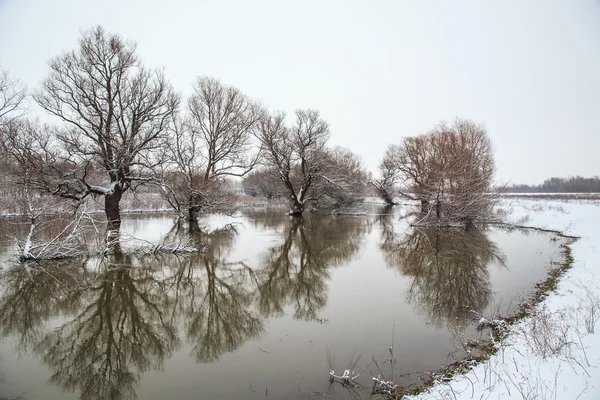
[188,206,199,223]
[380,188,396,206]
[289,200,304,216]
[187,206,203,234]
[187,192,201,223]
[105,225,123,256]
[371,182,396,205]
[105,186,123,228]
[464,217,475,231]
[420,200,429,214]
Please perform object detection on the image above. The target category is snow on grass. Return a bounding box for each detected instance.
[410,198,600,400]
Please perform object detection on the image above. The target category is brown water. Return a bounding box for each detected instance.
[0,206,565,400]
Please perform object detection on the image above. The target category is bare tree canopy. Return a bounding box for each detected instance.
[255,110,368,215]
[255,109,330,215]
[161,77,262,222]
[34,26,180,226]
[188,77,262,180]
[433,119,495,224]
[371,144,403,205]
[379,118,496,226]
[318,146,369,210]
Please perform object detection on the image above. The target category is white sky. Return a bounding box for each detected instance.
[1,0,598,184]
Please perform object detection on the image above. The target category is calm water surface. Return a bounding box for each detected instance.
[0,206,565,399]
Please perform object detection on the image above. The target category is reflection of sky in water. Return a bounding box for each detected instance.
[0,207,565,400]
[118,214,179,249]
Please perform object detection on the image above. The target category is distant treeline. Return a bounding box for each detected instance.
[504,176,600,193]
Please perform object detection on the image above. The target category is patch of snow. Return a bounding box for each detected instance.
[330,369,360,382]
[88,181,120,196]
[410,198,600,400]
[22,223,35,258]
[363,197,387,204]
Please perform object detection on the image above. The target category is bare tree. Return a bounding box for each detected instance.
[433,119,495,226]
[161,77,261,222]
[34,26,180,227]
[379,136,438,212]
[383,118,496,227]
[0,112,104,261]
[255,109,330,215]
[318,146,369,211]
[371,145,402,205]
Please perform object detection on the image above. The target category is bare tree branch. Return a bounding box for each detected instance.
[0,66,26,125]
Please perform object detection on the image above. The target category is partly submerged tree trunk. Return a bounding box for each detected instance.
[188,205,200,224]
[370,182,396,206]
[186,206,204,235]
[186,191,201,224]
[289,201,304,216]
[288,196,305,216]
[381,192,396,206]
[378,186,396,206]
[287,185,307,216]
[105,185,123,228]
[420,199,429,214]
[464,217,475,231]
[105,225,123,255]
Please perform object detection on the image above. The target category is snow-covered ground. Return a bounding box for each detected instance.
[411,199,600,400]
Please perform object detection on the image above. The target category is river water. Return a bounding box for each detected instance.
[0,206,565,399]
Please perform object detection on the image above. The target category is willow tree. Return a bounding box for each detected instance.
[35,26,179,226]
[317,146,370,210]
[381,119,495,227]
[378,134,442,213]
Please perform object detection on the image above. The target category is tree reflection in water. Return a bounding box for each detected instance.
[256,214,367,321]
[380,213,505,328]
[0,214,368,399]
[176,224,264,363]
[0,261,88,350]
[36,243,180,400]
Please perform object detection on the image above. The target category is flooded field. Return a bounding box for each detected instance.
[0,206,566,400]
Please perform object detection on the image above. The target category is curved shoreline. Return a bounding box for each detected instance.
[407,199,600,400]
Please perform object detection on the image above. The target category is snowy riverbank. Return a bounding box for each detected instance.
[410,199,600,400]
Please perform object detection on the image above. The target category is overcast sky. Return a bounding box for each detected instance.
[0,0,598,184]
